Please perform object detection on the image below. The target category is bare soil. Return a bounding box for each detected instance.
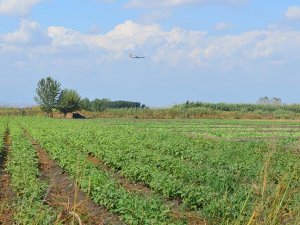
[25,131,122,225]
[0,130,14,225]
[171,211,208,225]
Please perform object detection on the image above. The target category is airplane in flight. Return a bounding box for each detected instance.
[129,53,145,59]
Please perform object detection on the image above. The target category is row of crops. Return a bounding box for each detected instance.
[8,125,56,224]
[0,119,55,224]
[0,117,300,224]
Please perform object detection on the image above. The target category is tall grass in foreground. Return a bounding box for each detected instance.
[224,149,300,225]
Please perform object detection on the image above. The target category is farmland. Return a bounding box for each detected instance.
[0,117,299,224]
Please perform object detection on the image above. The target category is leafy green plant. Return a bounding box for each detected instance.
[7,125,56,224]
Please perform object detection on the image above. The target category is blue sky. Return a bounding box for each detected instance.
[1,0,300,106]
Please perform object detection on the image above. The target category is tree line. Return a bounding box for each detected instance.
[80,98,145,112]
[34,77,145,117]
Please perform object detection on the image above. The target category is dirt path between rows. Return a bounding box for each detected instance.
[87,154,207,225]
[87,155,152,195]
[0,130,14,225]
[24,130,123,225]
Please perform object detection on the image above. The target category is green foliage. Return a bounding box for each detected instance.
[80,97,90,111]
[80,98,143,111]
[57,89,81,115]
[7,125,55,224]
[34,77,61,116]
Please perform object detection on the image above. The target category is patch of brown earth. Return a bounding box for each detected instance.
[171,211,208,225]
[87,154,208,225]
[25,132,122,225]
[0,130,14,225]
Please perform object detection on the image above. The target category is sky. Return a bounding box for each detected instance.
[0,0,300,107]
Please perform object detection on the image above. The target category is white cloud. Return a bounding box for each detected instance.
[286,6,300,20]
[2,20,38,43]
[1,19,49,45]
[47,26,85,47]
[46,21,208,64]
[126,0,248,8]
[0,0,41,16]
[44,21,300,68]
[2,20,300,70]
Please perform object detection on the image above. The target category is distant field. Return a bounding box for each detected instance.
[0,117,299,224]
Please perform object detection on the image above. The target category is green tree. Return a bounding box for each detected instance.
[80,98,91,111]
[57,89,81,116]
[34,77,61,117]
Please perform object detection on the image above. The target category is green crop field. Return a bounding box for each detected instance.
[0,117,299,225]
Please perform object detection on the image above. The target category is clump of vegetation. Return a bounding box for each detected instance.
[56,89,81,116]
[80,98,146,112]
[35,77,82,117]
[34,77,61,117]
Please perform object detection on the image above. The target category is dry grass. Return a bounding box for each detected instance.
[227,142,300,225]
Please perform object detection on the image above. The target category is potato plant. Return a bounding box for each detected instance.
[7,125,55,224]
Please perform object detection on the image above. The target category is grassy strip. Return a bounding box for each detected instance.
[7,125,56,224]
